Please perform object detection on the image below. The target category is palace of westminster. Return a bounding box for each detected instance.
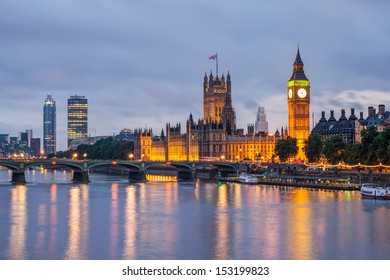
[133,48,311,162]
[2,48,387,160]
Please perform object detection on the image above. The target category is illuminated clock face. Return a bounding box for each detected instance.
[288,89,293,98]
[297,88,307,98]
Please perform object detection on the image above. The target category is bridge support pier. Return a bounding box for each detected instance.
[128,170,146,182]
[11,171,26,184]
[72,170,90,183]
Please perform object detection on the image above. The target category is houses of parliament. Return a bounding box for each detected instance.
[134,48,310,162]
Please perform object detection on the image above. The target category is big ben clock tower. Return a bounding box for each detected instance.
[287,47,310,160]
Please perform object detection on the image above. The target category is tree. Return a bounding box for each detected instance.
[343,143,362,165]
[54,137,134,160]
[323,135,345,164]
[275,137,298,162]
[370,126,390,164]
[304,133,323,163]
[360,126,378,164]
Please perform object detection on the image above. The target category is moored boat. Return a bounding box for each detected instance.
[360,183,390,200]
[238,173,258,184]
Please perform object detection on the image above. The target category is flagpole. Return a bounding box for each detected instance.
[216,52,218,76]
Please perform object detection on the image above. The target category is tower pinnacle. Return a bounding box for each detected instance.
[290,46,308,81]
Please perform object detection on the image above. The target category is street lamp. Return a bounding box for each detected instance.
[73,153,78,160]
[129,153,134,161]
[83,153,87,160]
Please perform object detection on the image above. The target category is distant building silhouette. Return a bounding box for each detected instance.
[255,107,268,133]
[312,105,390,144]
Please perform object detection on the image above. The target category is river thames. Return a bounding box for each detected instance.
[0,168,390,260]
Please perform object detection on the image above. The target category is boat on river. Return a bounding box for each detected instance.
[360,183,390,200]
[238,173,258,184]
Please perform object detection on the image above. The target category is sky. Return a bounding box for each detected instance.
[1,0,390,151]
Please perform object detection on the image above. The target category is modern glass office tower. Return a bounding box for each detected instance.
[43,94,56,155]
[67,95,88,148]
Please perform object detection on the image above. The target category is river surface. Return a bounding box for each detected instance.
[1,169,390,260]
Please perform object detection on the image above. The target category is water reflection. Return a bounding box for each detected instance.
[214,184,229,259]
[7,184,27,259]
[49,184,58,256]
[34,184,59,257]
[122,185,137,259]
[287,189,313,259]
[109,183,119,259]
[1,172,390,260]
[64,185,89,259]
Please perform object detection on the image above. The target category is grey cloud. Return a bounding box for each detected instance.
[1,0,390,150]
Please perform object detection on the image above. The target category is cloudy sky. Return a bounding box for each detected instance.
[1,0,390,151]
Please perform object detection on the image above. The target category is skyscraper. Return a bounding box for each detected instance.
[67,95,88,148]
[43,94,56,155]
[254,106,269,133]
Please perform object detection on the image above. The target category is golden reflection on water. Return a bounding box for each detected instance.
[109,183,119,259]
[7,184,27,259]
[64,185,89,260]
[49,184,58,256]
[287,189,313,259]
[215,184,229,259]
[123,185,137,259]
[163,182,178,254]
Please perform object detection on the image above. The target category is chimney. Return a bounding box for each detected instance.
[339,109,347,121]
[359,112,364,121]
[379,104,385,115]
[349,108,357,120]
[368,106,375,116]
[329,110,336,122]
[320,111,327,122]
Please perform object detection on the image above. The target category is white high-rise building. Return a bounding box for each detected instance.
[255,106,268,133]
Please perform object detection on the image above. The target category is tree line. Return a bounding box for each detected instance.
[303,126,390,165]
[51,137,134,160]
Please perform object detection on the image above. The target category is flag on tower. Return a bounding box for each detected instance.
[209,54,217,60]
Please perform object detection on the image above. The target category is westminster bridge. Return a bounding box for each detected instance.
[0,159,243,184]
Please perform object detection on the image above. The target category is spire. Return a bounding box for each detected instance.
[294,44,304,65]
[289,45,308,81]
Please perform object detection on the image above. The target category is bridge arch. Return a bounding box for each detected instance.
[0,162,21,171]
[88,161,142,170]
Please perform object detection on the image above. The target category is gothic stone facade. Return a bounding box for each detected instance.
[134,71,284,162]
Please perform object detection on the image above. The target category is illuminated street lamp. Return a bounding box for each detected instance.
[129,153,134,161]
[73,153,78,160]
[220,155,225,161]
[83,153,87,160]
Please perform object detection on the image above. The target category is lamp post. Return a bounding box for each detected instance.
[129,153,134,161]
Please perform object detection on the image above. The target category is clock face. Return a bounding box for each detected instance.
[288,89,292,98]
[297,88,307,98]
